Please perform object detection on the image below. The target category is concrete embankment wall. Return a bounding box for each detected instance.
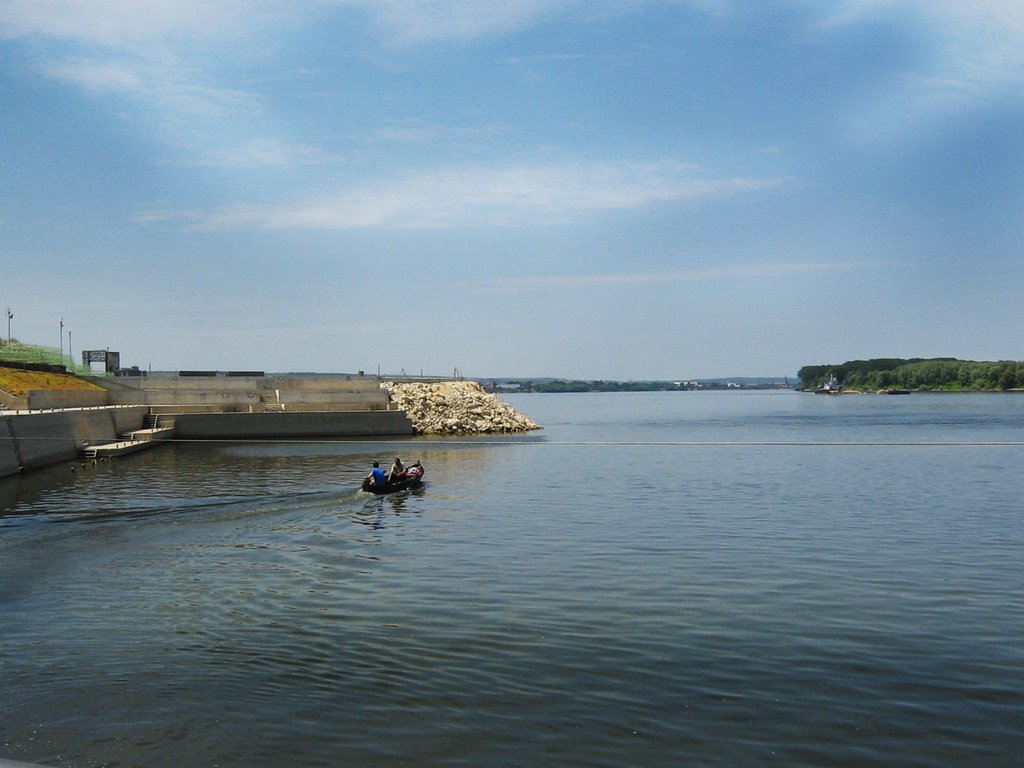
[172,410,414,439]
[0,389,27,410]
[1,407,412,478]
[0,406,148,478]
[91,375,390,411]
[29,389,108,409]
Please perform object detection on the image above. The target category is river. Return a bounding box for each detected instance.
[2,391,1023,767]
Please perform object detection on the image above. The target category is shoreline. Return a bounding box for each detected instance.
[1,378,541,479]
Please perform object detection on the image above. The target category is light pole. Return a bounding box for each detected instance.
[5,308,12,344]
[60,318,64,363]
[68,330,73,372]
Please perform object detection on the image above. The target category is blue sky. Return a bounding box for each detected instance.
[1,1,1022,379]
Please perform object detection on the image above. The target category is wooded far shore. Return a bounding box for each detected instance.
[798,358,1024,392]
[496,358,1024,393]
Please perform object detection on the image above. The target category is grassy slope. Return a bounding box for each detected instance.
[0,368,106,396]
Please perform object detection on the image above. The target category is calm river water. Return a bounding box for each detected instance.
[2,391,1023,767]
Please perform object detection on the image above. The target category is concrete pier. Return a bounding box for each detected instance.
[1,375,423,478]
[1,406,148,478]
[2,407,415,478]
[82,426,176,459]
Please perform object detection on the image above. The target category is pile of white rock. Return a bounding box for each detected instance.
[381,380,541,435]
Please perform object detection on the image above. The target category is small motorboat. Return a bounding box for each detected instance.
[361,465,425,494]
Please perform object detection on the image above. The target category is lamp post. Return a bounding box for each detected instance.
[60,318,64,363]
[5,308,12,344]
[68,330,73,372]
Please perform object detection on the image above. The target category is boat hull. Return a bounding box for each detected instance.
[361,469,425,494]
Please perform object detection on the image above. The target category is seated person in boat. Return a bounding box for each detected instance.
[388,457,405,482]
[367,461,387,487]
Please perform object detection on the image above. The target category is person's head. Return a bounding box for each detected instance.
[394,457,402,463]
[372,461,379,468]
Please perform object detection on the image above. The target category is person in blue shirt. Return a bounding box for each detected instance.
[367,461,388,487]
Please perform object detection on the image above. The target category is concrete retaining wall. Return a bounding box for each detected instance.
[172,410,414,439]
[141,392,389,411]
[0,407,148,478]
[1,374,416,478]
[0,405,411,478]
[0,423,20,477]
[9,413,80,472]
[28,389,109,409]
[0,389,28,410]
[111,407,146,434]
[90,375,389,411]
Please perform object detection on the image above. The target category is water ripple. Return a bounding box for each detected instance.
[3,398,1024,766]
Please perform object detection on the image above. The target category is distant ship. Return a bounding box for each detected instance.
[815,372,842,394]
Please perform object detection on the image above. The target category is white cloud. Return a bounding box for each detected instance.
[198,138,344,169]
[0,0,574,51]
[337,0,567,47]
[0,0,282,49]
[477,261,863,292]
[0,1,289,158]
[340,0,747,47]
[368,118,514,147]
[42,56,254,113]
[42,58,146,92]
[930,1,1024,94]
[156,161,784,230]
[823,0,1024,128]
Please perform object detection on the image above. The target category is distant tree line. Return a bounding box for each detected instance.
[505,379,788,393]
[514,380,685,393]
[798,358,1024,392]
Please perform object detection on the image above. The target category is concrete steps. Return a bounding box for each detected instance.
[79,426,176,459]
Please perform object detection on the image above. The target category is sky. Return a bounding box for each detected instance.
[1,0,1022,380]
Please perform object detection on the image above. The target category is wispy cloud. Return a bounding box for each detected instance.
[16,1,1021,110]
[197,138,344,169]
[339,0,567,47]
[368,118,514,147]
[0,0,284,49]
[0,0,569,51]
[41,58,147,92]
[42,56,255,111]
[0,1,306,163]
[143,161,785,230]
[475,261,865,293]
[820,0,1024,138]
[340,0,747,47]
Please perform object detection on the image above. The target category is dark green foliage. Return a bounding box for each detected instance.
[798,358,1024,391]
